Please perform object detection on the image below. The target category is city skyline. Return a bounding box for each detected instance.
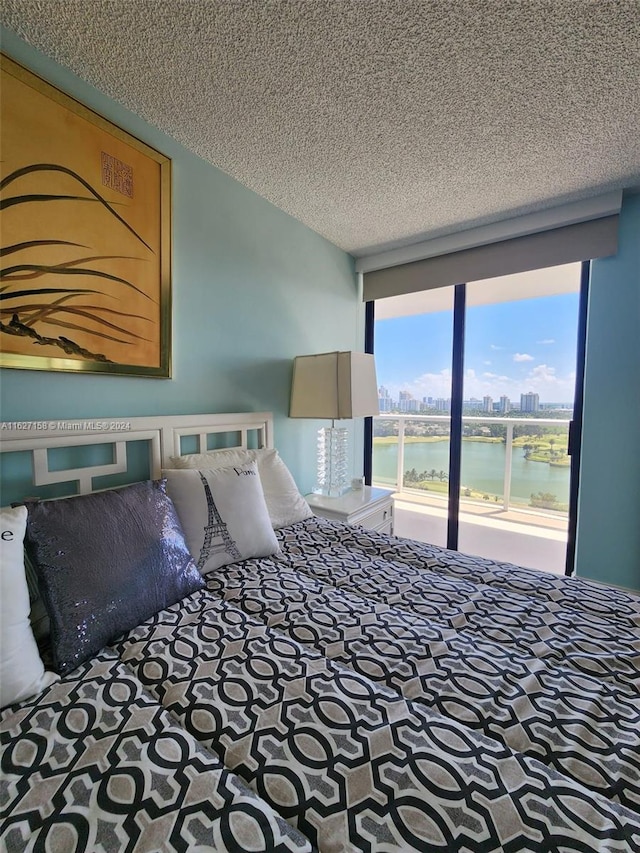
[375,292,580,405]
[377,387,568,413]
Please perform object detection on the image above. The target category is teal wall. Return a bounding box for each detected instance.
[576,193,640,591]
[0,29,361,495]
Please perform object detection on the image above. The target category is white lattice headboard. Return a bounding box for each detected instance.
[0,412,273,500]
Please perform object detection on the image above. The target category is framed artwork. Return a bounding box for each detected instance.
[0,54,171,377]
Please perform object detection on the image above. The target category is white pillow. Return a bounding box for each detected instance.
[168,447,313,529]
[0,505,58,709]
[164,462,280,575]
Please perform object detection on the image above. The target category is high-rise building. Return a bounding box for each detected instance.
[499,396,511,413]
[520,392,540,413]
[398,390,414,412]
[435,398,450,412]
[378,385,393,412]
[483,396,493,413]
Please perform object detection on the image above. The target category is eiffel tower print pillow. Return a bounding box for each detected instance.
[167,447,313,529]
[164,462,281,575]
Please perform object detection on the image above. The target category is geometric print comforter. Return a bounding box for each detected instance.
[0,651,313,853]
[2,518,639,851]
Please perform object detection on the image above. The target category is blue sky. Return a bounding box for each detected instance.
[375,292,579,404]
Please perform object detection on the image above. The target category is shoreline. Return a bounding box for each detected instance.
[373,434,570,467]
[373,434,571,511]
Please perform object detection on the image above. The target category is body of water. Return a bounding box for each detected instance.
[373,439,570,508]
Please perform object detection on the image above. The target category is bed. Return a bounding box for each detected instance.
[1,412,638,852]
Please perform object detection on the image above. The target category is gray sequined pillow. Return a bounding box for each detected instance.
[24,480,204,675]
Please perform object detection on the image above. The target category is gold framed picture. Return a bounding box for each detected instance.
[0,54,171,377]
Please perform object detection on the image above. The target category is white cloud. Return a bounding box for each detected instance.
[490,344,503,350]
[454,362,574,402]
[537,339,555,345]
[528,364,557,382]
[513,353,534,362]
[516,364,573,399]
[400,369,452,399]
[483,360,492,366]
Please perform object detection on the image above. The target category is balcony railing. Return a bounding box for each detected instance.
[373,413,571,514]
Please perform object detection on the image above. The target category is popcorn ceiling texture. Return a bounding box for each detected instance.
[2,0,639,254]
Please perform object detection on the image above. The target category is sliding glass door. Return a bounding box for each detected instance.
[457,265,582,570]
[372,286,454,548]
[370,261,586,575]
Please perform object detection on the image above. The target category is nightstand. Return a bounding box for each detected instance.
[305,486,394,535]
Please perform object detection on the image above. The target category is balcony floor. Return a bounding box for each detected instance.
[391,491,568,575]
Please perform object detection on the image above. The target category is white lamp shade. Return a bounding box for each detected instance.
[289,351,379,419]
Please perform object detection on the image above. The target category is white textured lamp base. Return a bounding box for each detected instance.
[313,426,349,497]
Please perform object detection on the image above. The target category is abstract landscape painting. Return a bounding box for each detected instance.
[0,55,171,376]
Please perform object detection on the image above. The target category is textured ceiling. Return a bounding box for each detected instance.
[2,0,639,255]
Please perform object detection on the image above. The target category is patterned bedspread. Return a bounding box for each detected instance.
[2,518,639,851]
[0,651,313,853]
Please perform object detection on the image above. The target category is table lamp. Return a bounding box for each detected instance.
[289,351,379,496]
